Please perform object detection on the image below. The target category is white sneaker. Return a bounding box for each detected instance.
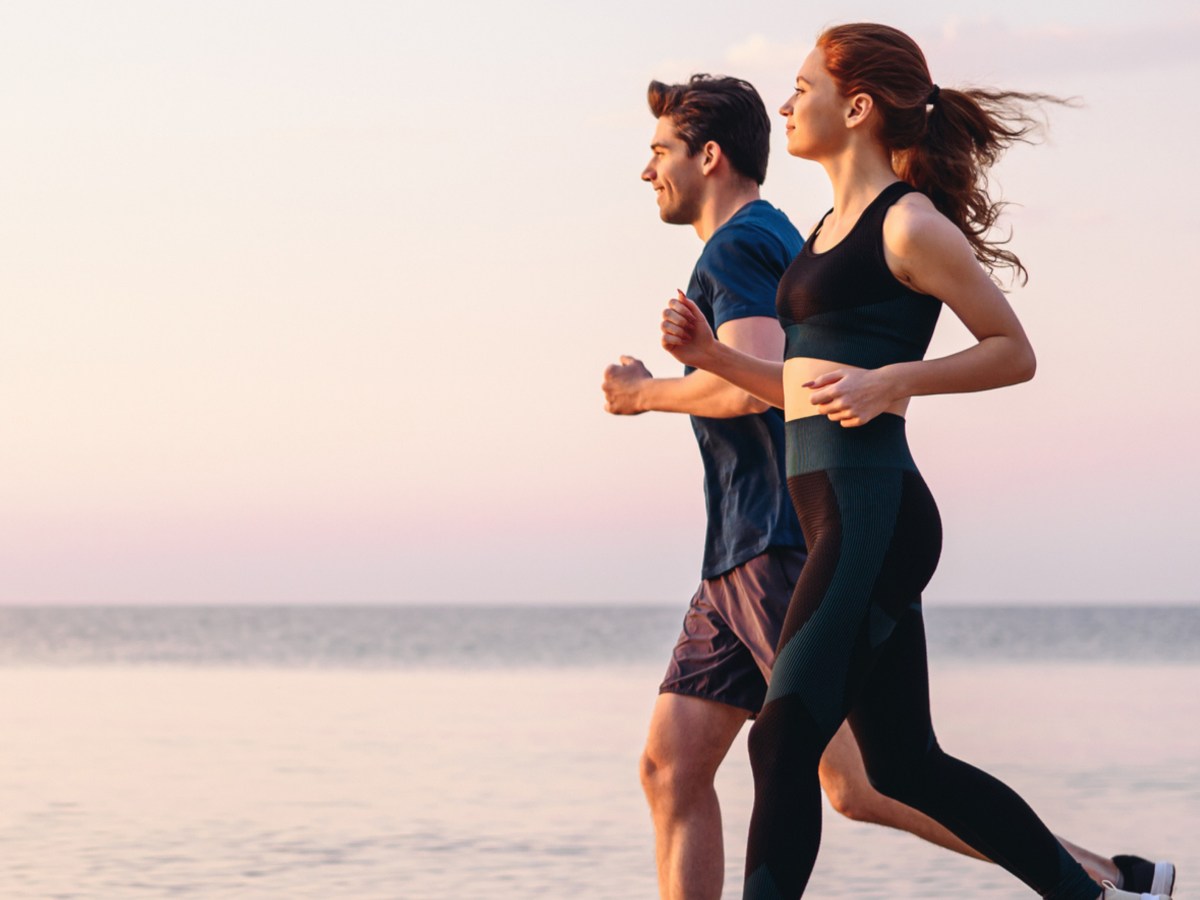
[1113,855,1177,896]
[1101,880,1172,900]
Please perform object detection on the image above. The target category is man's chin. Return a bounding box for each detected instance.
[658,207,690,226]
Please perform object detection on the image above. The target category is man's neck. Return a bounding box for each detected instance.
[693,184,762,243]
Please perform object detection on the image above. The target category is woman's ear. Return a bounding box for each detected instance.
[845,92,875,130]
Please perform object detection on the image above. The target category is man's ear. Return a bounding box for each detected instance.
[845,92,875,130]
[699,140,723,175]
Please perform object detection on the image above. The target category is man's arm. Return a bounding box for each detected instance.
[602,315,783,417]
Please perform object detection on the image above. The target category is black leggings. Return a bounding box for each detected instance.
[743,415,1099,900]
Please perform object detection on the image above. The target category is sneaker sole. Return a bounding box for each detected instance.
[1151,861,1176,895]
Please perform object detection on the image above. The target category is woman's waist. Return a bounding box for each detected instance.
[782,357,910,422]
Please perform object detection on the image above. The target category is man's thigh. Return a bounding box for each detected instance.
[644,692,750,778]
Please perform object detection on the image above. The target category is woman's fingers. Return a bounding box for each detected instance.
[662,305,692,327]
[806,373,846,407]
[821,406,862,427]
[667,299,699,327]
[661,314,694,337]
[661,303,695,350]
[802,370,844,390]
[675,289,702,315]
[662,324,691,342]
[661,292,712,361]
[809,387,840,406]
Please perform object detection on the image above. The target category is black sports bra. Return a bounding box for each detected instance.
[776,181,941,369]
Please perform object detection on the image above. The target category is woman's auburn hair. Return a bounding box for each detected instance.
[818,23,1066,285]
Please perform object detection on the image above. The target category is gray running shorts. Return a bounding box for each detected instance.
[659,546,806,716]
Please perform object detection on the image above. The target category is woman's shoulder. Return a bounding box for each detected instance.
[882,190,962,259]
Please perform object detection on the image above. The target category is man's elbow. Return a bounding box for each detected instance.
[739,393,772,415]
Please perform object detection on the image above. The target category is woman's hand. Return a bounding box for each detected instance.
[806,368,897,428]
[661,291,716,369]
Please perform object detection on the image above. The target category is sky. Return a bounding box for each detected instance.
[1,1,1198,605]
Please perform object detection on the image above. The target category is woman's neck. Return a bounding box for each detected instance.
[819,143,898,222]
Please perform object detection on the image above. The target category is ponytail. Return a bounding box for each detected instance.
[818,24,1069,285]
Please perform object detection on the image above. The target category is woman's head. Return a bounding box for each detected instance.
[789,22,1066,283]
[815,24,935,153]
[778,47,858,161]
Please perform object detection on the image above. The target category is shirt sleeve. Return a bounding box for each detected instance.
[698,227,787,330]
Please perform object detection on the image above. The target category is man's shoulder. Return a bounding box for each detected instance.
[705,201,802,258]
[687,202,801,322]
[698,202,801,274]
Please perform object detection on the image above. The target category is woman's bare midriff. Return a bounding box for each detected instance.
[783,357,911,422]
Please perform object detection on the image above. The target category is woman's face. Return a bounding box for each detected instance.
[778,46,847,160]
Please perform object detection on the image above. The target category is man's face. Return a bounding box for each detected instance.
[641,116,705,225]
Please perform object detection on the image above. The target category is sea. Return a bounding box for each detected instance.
[0,605,1197,899]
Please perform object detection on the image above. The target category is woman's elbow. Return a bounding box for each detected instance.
[1015,344,1037,384]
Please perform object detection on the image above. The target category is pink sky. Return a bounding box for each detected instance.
[1,1,1197,604]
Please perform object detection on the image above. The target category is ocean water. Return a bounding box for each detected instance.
[3,604,1199,667]
[1,605,1197,899]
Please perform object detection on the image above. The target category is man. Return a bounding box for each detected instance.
[602,74,1174,900]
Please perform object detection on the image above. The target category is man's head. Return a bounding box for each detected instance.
[641,75,771,225]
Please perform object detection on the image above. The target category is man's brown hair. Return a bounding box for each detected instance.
[648,74,771,186]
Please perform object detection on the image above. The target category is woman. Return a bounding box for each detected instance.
[660,23,1170,900]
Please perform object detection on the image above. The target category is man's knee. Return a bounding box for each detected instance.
[640,693,746,809]
[639,744,716,809]
[638,746,660,796]
[817,722,888,823]
[819,757,883,823]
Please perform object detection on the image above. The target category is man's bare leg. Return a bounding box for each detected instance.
[640,693,749,900]
[643,704,1124,897]
[818,721,1121,885]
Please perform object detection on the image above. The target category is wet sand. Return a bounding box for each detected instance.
[0,661,1195,898]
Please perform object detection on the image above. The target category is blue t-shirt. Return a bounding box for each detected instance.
[686,200,805,578]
